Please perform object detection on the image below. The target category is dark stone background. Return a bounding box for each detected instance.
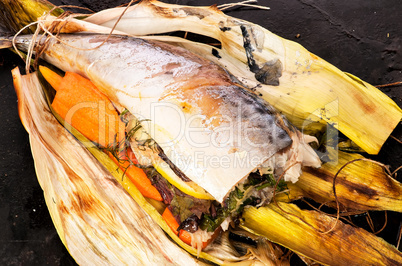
[0,0,401,265]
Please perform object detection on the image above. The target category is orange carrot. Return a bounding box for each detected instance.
[162,207,180,235]
[40,66,162,201]
[162,208,219,249]
[108,148,163,201]
[179,228,218,250]
[40,66,126,148]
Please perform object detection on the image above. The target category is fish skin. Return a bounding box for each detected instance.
[17,34,294,202]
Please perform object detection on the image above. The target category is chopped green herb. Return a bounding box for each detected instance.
[198,172,287,232]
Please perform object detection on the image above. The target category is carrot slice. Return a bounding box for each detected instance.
[178,229,217,250]
[162,207,180,236]
[162,207,219,249]
[40,66,162,201]
[40,66,62,91]
[40,66,126,148]
[108,148,163,201]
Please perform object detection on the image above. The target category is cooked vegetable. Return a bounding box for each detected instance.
[162,207,213,249]
[40,66,125,148]
[241,202,402,265]
[163,207,180,235]
[108,147,163,201]
[40,66,163,201]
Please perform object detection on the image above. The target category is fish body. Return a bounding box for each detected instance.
[16,34,319,202]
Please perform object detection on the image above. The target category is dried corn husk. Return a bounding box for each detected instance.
[241,202,402,266]
[275,150,402,212]
[5,0,402,265]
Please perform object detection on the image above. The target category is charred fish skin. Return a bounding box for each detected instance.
[18,34,297,202]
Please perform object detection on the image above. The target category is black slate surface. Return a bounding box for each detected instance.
[0,0,401,265]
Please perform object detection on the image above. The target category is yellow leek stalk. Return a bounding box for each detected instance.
[242,202,402,266]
